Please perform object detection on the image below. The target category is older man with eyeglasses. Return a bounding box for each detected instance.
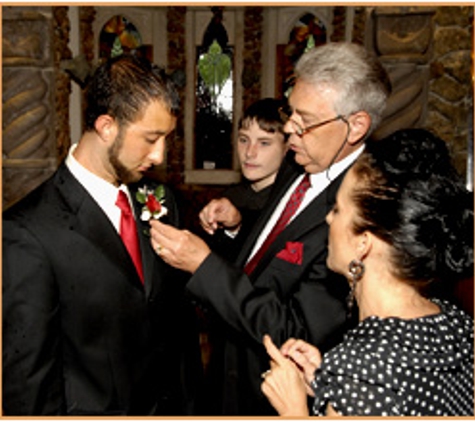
[149,42,392,416]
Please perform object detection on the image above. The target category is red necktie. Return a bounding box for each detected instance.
[116,190,144,283]
[244,173,311,275]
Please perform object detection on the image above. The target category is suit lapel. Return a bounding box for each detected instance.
[137,225,156,297]
[55,165,143,289]
[129,182,171,299]
[245,169,347,279]
[132,197,157,298]
[236,163,302,266]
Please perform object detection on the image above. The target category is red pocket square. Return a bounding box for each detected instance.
[276,241,304,265]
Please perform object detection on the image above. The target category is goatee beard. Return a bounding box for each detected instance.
[108,130,141,185]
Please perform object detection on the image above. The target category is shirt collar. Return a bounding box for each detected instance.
[65,144,124,208]
[310,144,365,185]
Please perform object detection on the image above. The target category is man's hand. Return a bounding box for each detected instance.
[199,198,242,235]
[149,220,211,274]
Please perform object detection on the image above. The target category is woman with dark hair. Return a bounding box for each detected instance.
[261,128,474,417]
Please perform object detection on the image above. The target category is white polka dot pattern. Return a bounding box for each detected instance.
[311,299,474,416]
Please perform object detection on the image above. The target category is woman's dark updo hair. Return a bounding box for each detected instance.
[351,128,473,293]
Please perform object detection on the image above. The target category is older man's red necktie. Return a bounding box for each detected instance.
[244,173,311,275]
[116,190,144,283]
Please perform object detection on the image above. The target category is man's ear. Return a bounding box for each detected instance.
[94,114,117,143]
[347,111,371,146]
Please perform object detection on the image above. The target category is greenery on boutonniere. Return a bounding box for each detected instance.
[136,185,168,222]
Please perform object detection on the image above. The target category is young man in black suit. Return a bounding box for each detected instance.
[150,42,392,415]
[3,54,202,416]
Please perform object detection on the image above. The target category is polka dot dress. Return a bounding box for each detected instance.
[311,299,474,416]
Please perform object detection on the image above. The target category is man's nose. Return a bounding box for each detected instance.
[283,120,296,136]
[149,140,165,165]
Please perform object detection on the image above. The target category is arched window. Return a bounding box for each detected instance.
[184,7,243,185]
[195,7,234,170]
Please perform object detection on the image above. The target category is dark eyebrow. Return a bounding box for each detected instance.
[145,130,167,136]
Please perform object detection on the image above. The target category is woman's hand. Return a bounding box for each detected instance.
[280,337,322,396]
[261,335,309,417]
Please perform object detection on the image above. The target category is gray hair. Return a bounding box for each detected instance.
[295,42,391,135]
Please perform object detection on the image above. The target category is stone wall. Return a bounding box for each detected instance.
[429,6,473,175]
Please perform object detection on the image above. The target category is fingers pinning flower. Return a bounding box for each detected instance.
[136,185,168,222]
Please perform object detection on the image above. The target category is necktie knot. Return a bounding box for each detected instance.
[116,190,132,215]
[298,173,311,192]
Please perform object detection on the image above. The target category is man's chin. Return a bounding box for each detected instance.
[294,153,308,165]
[131,172,145,183]
[294,156,314,172]
[120,172,144,185]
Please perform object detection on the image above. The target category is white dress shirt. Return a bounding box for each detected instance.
[247,145,365,262]
[65,144,134,233]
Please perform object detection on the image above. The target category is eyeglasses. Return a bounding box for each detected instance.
[278,106,344,137]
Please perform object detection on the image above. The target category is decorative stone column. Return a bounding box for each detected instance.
[53,6,73,163]
[2,6,61,209]
[167,6,186,186]
[367,6,436,141]
[242,7,263,111]
[366,6,473,178]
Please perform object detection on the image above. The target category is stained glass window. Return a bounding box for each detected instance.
[194,7,234,170]
[99,15,147,61]
[277,13,326,98]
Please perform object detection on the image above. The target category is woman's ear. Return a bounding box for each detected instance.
[94,114,117,143]
[356,231,372,261]
[347,111,371,146]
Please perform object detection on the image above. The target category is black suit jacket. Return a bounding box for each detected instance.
[187,155,352,415]
[3,164,202,416]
